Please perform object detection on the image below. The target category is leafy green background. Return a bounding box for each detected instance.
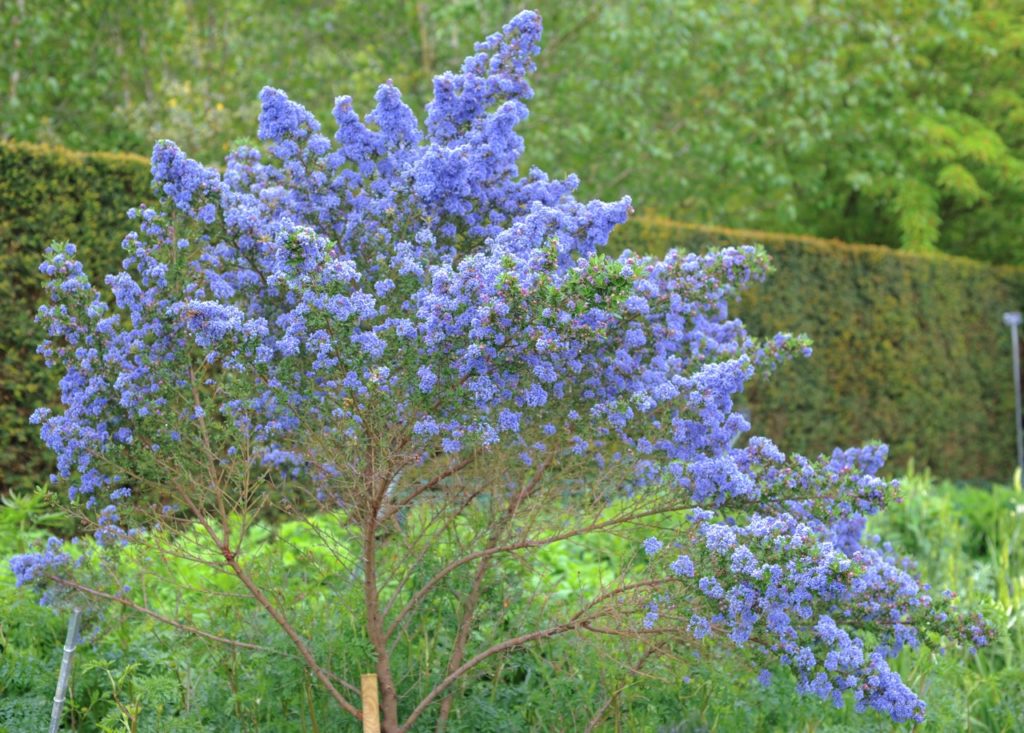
[4,0,1024,261]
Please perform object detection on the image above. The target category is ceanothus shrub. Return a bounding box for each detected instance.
[15,10,990,728]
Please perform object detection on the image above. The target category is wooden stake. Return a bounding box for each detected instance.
[361,673,380,733]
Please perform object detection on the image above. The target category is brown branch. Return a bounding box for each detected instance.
[222,552,363,719]
[380,485,488,625]
[433,552,489,733]
[55,576,366,699]
[583,645,661,733]
[569,578,677,625]
[400,573,676,731]
[362,483,402,731]
[434,455,556,732]
[399,620,586,733]
[169,475,366,720]
[52,577,275,654]
[385,498,689,641]
[380,455,475,523]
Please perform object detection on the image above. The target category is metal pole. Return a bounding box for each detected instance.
[1004,312,1024,473]
[48,607,81,733]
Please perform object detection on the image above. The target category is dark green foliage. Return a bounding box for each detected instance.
[612,218,1024,481]
[0,140,151,492]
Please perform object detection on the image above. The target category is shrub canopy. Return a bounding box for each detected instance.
[16,11,989,728]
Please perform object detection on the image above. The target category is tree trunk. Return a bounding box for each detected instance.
[364,511,401,732]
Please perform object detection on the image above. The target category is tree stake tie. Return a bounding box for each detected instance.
[48,607,81,733]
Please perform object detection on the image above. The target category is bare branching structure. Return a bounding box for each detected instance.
[52,400,699,730]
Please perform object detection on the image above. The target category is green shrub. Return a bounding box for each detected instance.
[0,140,151,493]
[613,217,1024,480]
[866,473,1024,732]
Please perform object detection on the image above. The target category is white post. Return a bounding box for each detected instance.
[48,607,81,733]
[1004,312,1024,474]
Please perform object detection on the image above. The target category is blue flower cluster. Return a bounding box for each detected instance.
[19,10,989,723]
[10,537,69,588]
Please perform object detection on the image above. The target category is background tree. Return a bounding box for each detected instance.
[4,0,1024,261]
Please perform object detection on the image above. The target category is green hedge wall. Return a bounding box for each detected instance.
[2,141,1021,489]
[0,141,151,492]
[612,217,1024,480]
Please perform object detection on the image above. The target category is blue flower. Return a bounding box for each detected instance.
[670,554,694,577]
[643,536,664,556]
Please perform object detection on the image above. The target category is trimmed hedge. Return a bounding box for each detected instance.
[0,141,151,492]
[612,217,1024,480]
[1,141,1021,488]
